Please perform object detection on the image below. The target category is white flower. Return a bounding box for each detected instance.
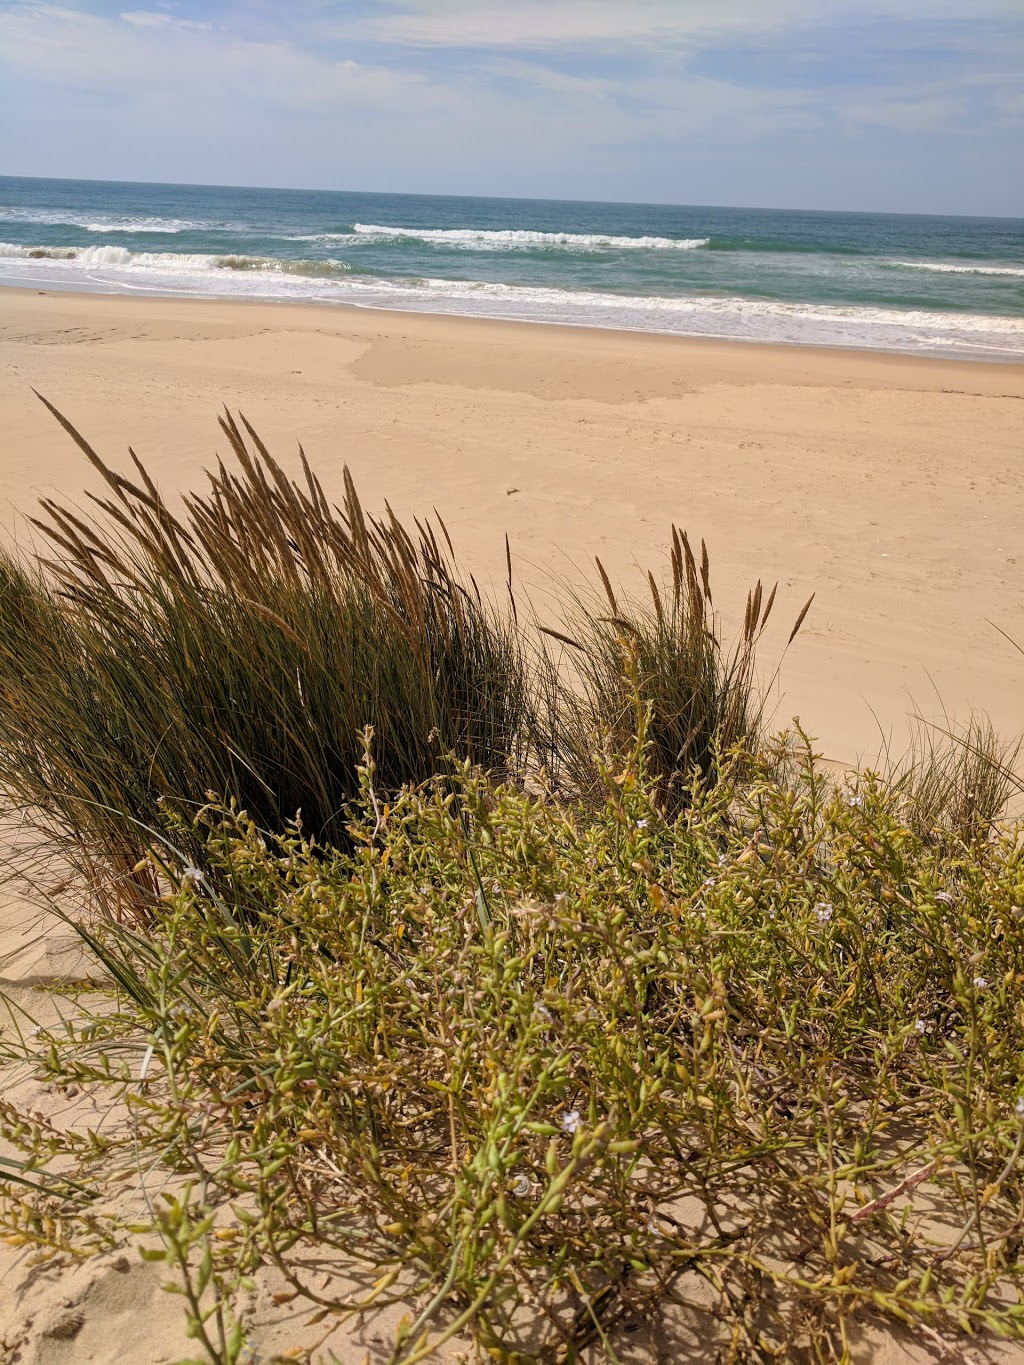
[1015,1096,1024,1120]
[635,819,648,829]
[934,891,954,906]
[717,854,727,867]
[561,1109,581,1135]
[814,902,833,925]
[703,877,717,890]
[846,793,863,808]
[534,1004,553,1023]
[914,1018,927,1034]
[511,1174,531,1198]
[554,892,568,907]
[973,977,990,990]
[180,864,205,886]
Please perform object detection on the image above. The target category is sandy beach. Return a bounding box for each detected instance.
[2,285,1023,764]
[3,291,1024,1363]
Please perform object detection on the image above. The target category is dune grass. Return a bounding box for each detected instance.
[535,532,812,813]
[0,406,799,918]
[0,405,530,913]
[1,410,1022,1363]
[891,711,1022,848]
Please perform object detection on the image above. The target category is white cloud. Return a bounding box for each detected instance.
[842,93,969,134]
[362,0,1023,50]
[485,58,619,100]
[364,1,689,50]
[0,5,420,112]
[120,10,210,30]
[120,10,172,26]
[991,88,1024,119]
[0,0,1019,212]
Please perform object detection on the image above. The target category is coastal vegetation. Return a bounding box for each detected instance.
[1,410,1022,1364]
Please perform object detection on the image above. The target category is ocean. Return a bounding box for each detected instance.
[1,176,1022,360]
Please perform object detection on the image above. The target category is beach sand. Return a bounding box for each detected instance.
[2,287,1024,1359]
[3,286,1023,765]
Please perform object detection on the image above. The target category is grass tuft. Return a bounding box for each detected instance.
[891,711,1021,846]
[535,528,811,812]
[0,406,529,910]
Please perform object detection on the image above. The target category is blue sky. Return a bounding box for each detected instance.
[1,1,1022,214]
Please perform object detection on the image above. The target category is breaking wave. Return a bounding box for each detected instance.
[0,243,353,276]
[887,260,1024,278]
[344,224,710,251]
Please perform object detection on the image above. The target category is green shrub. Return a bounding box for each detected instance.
[8,407,1020,1360]
[6,729,1023,1362]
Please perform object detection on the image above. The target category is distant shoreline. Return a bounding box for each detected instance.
[3,279,1024,367]
[4,178,1022,362]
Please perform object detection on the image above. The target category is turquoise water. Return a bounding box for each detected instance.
[2,176,1022,359]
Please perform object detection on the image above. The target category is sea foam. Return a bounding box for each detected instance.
[888,260,1024,278]
[3,239,1021,361]
[347,224,710,251]
[0,243,352,276]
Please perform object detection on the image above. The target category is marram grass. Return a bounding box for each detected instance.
[0,404,531,912]
[534,529,812,814]
[0,404,801,917]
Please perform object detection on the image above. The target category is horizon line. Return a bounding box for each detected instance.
[2,172,1021,224]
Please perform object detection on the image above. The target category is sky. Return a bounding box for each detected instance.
[1,1,1022,215]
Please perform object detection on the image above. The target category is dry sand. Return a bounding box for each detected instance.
[2,285,1023,764]
[2,287,1024,1362]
